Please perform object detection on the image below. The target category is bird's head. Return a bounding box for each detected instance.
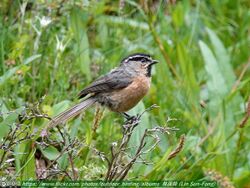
[120,53,159,77]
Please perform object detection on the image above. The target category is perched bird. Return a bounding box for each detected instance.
[48,53,158,127]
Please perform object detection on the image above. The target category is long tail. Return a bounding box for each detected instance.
[47,97,97,128]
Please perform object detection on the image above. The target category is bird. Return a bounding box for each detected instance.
[48,53,159,128]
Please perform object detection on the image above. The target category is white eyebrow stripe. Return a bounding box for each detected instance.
[124,55,151,63]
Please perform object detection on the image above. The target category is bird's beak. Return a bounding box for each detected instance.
[150,59,159,65]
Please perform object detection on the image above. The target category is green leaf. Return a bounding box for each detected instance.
[0,115,13,140]
[128,101,150,154]
[70,8,91,81]
[0,107,24,140]
[145,148,172,179]
[102,16,149,30]
[70,117,81,139]
[128,102,150,175]
[52,100,71,115]
[0,54,41,88]
[41,146,60,160]
[199,40,228,117]
[21,149,36,180]
[206,28,236,87]
[172,3,184,28]
[14,149,36,180]
[14,140,32,175]
[177,43,199,106]
[23,54,42,65]
[58,153,69,170]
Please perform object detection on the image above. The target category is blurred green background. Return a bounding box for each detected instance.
[0,0,249,187]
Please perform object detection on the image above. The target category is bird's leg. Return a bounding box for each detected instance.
[121,112,139,124]
[120,113,139,133]
[121,112,132,120]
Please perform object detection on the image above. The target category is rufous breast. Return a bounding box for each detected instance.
[109,75,151,112]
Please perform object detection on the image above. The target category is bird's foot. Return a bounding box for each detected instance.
[122,113,140,124]
[122,114,139,133]
[121,112,135,122]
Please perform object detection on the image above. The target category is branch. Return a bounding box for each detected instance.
[100,105,180,181]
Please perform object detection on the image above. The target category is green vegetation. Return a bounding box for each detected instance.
[0,0,249,187]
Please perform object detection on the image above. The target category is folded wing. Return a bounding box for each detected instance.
[78,68,133,98]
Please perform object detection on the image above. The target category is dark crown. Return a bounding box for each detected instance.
[121,53,152,64]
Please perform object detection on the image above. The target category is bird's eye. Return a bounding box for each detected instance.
[141,58,147,63]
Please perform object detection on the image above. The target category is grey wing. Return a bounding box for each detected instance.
[78,68,133,98]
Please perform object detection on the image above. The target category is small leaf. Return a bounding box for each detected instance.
[52,100,71,115]
[41,146,60,160]
[23,54,41,65]
[0,107,24,140]
[58,153,69,170]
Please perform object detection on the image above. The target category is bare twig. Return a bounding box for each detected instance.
[55,125,78,180]
[37,140,78,179]
[68,152,77,180]
[0,120,34,168]
[100,105,180,181]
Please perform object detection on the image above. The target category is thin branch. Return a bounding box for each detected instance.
[102,105,180,181]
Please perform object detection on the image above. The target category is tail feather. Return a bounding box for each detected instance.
[48,97,97,128]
